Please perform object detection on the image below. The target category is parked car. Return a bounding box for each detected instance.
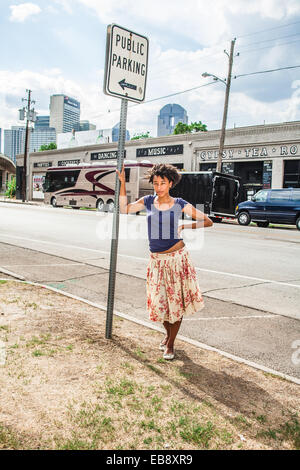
[235,188,300,230]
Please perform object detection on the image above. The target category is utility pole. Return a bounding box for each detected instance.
[20,90,36,202]
[217,39,236,173]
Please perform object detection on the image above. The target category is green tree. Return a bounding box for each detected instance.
[131,131,152,140]
[5,177,16,198]
[173,122,191,135]
[39,142,57,151]
[173,120,208,135]
[190,121,207,132]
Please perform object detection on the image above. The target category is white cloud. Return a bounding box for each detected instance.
[75,0,300,46]
[9,3,41,23]
[2,0,300,137]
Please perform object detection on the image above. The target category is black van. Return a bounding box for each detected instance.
[170,171,242,222]
[235,188,300,230]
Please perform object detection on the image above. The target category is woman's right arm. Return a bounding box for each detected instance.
[116,165,145,214]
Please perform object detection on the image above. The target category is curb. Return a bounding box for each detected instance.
[0,275,299,386]
[0,199,42,206]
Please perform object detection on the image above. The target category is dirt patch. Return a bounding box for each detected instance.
[0,280,299,450]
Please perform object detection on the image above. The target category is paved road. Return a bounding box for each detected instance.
[0,202,300,379]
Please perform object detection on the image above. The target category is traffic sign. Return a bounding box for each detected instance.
[104,24,149,103]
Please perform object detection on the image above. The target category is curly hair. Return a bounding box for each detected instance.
[146,163,181,188]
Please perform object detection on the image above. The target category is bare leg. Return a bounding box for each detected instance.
[162,321,171,345]
[165,318,182,354]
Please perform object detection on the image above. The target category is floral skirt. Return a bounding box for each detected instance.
[146,246,205,324]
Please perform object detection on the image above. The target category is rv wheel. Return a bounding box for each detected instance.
[51,197,57,207]
[107,200,115,212]
[237,211,251,226]
[96,199,105,211]
[296,216,300,231]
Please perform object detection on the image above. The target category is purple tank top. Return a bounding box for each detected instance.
[144,195,189,253]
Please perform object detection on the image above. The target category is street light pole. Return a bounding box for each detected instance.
[202,39,238,173]
[217,39,236,172]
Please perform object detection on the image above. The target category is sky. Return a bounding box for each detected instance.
[1,0,300,148]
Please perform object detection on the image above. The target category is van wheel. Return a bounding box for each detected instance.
[96,199,105,211]
[107,200,114,212]
[296,217,300,231]
[256,221,269,228]
[238,211,251,226]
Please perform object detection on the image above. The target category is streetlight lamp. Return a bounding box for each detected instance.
[202,72,226,86]
[202,39,237,173]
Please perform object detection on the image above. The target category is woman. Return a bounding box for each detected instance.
[117,163,213,360]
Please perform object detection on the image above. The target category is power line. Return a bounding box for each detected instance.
[234,64,300,79]
[240,38,300,54]
[238,32,300,48]
[90,81,217,119]
[236,19,300,39]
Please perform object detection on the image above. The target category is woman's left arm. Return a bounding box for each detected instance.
[178,203,213,235]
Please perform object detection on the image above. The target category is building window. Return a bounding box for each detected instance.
[171,163,184,170]
[284,160,300,188]
[200,163,216,171]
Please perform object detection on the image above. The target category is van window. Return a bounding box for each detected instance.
[292,191,300,201]
[125,168,130,183]
[254,190,268,202]
[269,191,291,201]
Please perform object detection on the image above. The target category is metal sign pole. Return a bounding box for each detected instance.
[105,97,128,339]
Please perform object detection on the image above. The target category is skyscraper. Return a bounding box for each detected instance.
[35,116,50,128]
[157,104,188,137]
[73,120,96,132]
[112,122,130,142]
[30,127,56,152]
[49,94,80,134]
[4,126,26,163]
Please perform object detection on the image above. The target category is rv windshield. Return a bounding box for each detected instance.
[43,170,80,192]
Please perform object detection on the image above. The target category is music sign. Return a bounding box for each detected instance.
[104,24,149,103]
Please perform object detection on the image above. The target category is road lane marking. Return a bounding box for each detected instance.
[1,233,300,289]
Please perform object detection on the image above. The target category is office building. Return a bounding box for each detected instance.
[157,103,188,137]
[49,94,80,134]
[30,127,56,152]
[0,128,2,153]
[4,126,26,163]
[73,120,96,132]
[35,116,50,129]
[112,122,130,142]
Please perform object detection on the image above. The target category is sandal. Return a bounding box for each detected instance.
[163,349,175,360]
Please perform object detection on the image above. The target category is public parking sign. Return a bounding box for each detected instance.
[104,24,149,103]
